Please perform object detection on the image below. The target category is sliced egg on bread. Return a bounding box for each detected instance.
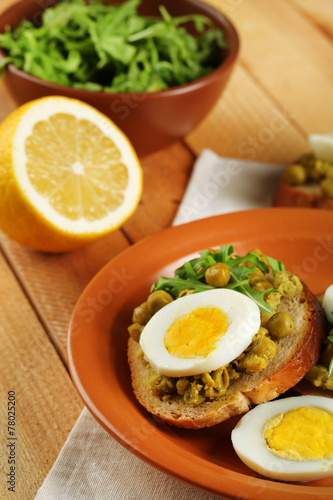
[323,284,333,324]
[231,395,333,482]
[139,288,261,377]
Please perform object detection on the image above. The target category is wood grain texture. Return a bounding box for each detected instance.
[0,230,131,363]
[123,141,195,241]
[186,64,309,163]
[234,0,333,132]
[186,0,333,160]
[290,0,333,38]
[0,250,83,498]
[0,0,332,495]
[0,83,16,121]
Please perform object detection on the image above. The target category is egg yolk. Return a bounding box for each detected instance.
[163,306,229,359]
[264,406,333,461]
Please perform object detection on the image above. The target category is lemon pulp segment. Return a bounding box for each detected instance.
[25,114,128,221]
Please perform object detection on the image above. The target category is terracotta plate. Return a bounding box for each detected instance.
[68,208,333,500]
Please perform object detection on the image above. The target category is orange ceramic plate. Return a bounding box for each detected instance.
[68,208,333,500]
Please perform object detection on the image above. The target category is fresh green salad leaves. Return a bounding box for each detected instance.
[327,335,333,377]
[151,245,285,314]
[0,0,225,92]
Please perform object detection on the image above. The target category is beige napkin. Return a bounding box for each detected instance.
[172,149,284,225]
[35,150,284,500]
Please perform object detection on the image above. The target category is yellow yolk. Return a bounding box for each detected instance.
[164,307,229,359]
[140,288,261,377]
[264,407,333,461]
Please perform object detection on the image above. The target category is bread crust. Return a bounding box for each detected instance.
[273,177,333,210]
[128,284,325,429]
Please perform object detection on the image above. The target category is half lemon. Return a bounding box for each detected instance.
[0,96,143,252]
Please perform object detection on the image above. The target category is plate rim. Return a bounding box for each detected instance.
[68,208,333,500]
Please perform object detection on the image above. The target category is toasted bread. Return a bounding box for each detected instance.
[273,177,333,210]
[294,289,333,399]
[128,283,325,429]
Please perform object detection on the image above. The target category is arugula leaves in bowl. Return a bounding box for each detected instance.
[0,0,226,92]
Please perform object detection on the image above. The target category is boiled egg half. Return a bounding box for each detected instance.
[231,395,333,482]
[309,133,333,163]
[139,288,261,377]
[322,284,333,324]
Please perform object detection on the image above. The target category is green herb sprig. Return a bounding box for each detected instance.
[0,0,225,92]
[151,245,285,314]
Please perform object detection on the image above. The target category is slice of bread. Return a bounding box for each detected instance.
[128,283,325,429]
[273,177,333,210]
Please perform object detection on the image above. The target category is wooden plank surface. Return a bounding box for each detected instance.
[0,250,83,499]
[290,0,333,37]
[187,0,333,158]
[0,0,332,497]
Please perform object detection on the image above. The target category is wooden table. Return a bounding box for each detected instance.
[0,0,332,497]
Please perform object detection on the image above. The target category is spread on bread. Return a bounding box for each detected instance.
[127,246,325,428]
[274,133,333,209]
[303,284,333,392]
[128,247,300,406]
[284,153,333,198]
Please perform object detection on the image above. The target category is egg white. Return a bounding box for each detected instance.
[231,395,333,482]
[139,288,261,377]
[309,133,333,163]
[323,284,333,324]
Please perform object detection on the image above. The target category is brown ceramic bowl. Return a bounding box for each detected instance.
[0,0,239,157]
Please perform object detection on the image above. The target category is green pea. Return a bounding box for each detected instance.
[321,178,333,198]
[266,311,294,339]
[176,378,190,395]
[147,290,173,314]
[298,153,315,167]
[284,164,307,185]
[205,262,231,288]
[250,248,264,256]
[127,323,144,342]
[314,159,331,177]
[252,281,273,292]
[301,155,321,180]
[132,301,152,325]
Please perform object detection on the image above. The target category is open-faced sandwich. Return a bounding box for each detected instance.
[127,246,326,429]
[274,133,333,209]
[296,284,333,398]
